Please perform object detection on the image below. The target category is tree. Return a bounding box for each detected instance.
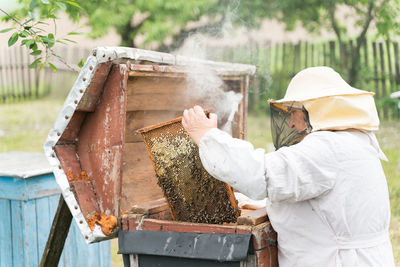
[65,0,262,51]
[261,0,400,86]
[1,0,83,71]
[3,0,272,52]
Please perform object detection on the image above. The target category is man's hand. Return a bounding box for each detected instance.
[182,105,217,145]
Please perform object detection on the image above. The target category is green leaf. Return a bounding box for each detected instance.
[22,18,34,25]
[0,28,13,33]
[77,58,85,68]
[57,40,70,45]
[30,50,42,56]
[55,2,67,11]
[30,42,38,50]
[8,32,19,47]
[41,0,50,4]
[66,1,81,8]
[47,14,57,19]
[48,62,58,71]
[47,33,56,47]
[29,57,41,68]
[67,31,82,35]
[24,39,35,48]
[62,38,77,43]
[19,31,30,38]
[29,0,38,11]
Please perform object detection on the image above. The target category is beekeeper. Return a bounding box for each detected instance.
[182,66,394,267]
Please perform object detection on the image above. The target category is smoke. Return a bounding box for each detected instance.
[178,4,245,134]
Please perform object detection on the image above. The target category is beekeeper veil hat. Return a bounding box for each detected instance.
[269,66,380,149]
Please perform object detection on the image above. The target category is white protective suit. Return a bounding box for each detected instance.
[197,67,395,266]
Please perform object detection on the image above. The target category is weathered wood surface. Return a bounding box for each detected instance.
[130,198,168,215]
[121,142,164,212]
[237,208,268,226]
[76,64,127,215]
[125,110,183,142]
[39,195,72,267]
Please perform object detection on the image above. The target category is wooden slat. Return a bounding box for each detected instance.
[386,40,394,90]
[311,43,315,66]
[121,142,164,211]
[23,200,39,265]
[11,200,24,266]
[126,75,206,111]
[394,42,400,85]
[127,76,187,95]
[131,198,168,215]
[127,93,200,111]
[0,199,12,267]
[372,42,380,100]
[304,41,308,68]
[36,197,51,263]
[379,42,388,119]
[0,48,6,101]
[329,41,335,67]
[125,110,182,142]
[237,208,268,226]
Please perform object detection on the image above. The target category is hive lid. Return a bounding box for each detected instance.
[0,151,52,179]
[43,47,255,243]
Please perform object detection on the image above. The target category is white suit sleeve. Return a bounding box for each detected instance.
[199,129,339,203]
[199,128,267,200]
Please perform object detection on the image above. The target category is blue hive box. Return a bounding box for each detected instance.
[0,152,111,267]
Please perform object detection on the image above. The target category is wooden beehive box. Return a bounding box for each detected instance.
[44,47,276,257]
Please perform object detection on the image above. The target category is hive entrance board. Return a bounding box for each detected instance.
[138,118,240,224]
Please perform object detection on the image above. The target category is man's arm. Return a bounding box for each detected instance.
[182,105,267,200]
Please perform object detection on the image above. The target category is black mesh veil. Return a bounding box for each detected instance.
[270,103,312,150]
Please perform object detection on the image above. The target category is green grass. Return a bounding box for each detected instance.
[0,97,63,152]
[1,99,399,265]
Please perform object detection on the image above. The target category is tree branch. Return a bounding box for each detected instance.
[349,0,375,85]
[1,8,78,72]
[328,0,342,44]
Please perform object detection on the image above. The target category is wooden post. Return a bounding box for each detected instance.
[282,43,286,72]
[386,40,394,91]
[311,43,315,66]
[329,41,335,67]
[379,42,388,119]
[39,195,73,267]
[0,48,6,102]
[362,39,369,89]
[304,42,308,68]
[252,43,260,110]
[372,42,380,101]
[394,42,400,86]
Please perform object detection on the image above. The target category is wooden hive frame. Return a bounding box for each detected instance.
[44,47,256,243]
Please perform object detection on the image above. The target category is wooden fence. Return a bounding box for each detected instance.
[0,46,91,102]
[206,39,400,119]
[1,40,399,119]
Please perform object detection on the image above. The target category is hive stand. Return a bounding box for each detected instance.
[39,196,72,267]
